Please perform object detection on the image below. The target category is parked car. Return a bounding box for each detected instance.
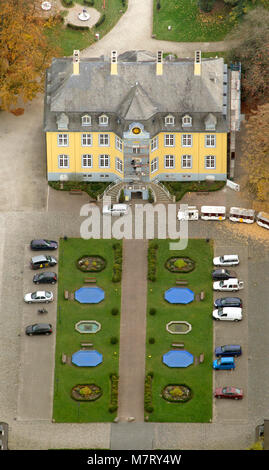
[212,307,242,321]
[102,204,129,216]
[30,239,58,250]
[30,255,57,270]
[215,344,242,357]
[213,279,244,292]
[25,323,53,336]
[24,291,53,304]
[33,272,57,285]
[212,269,237,280]
[214,297,242,308]
[213,357,235,370]
[214,387,243,399]
[213,255,239,267]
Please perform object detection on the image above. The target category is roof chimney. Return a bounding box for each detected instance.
[194,50,201,76]
[111,50,118,75]
[156,51,163,76]
[73,50,80,75]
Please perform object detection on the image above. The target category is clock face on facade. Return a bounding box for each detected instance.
[132,127,141,135]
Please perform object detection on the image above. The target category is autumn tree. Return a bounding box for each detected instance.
[0,0,60,111]
[243,103,269,201]
[226,7,269,106]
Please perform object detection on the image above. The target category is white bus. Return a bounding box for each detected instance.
[256,212,269,230]
[200,206,226,221]
[229,207,255,224]
[177,206,199,221]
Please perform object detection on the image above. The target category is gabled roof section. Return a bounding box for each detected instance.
[117,81,158,120]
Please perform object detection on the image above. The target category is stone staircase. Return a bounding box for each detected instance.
[99,180,124,204]
[149,181,175,203]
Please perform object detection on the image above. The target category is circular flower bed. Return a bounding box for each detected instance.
[165,257,195,273]
[77,255,106,272]
[71,384,102,401]
[162,384,192,403]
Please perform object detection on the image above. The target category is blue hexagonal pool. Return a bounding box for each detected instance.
[75,287,105,304]
[164,287,194,304]
[72,350,103,367]
[163,350,194,368]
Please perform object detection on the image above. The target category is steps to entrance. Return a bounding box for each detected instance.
[149,182,175,203]
[99,181,175,204]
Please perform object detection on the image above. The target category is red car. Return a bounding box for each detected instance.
[214,386,243,400]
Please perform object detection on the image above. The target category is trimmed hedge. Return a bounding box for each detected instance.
[147,241,158,282]
[112,242,123,283]
[109,373,119,413]
[67,23,90,31]
[84,0,94,4]
[61,0,73,7]
[95,13,106,28]
[144,373,154,413]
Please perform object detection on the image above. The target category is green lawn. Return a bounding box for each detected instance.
[153,0,233,42]
[46,0,127,56]
[146,239,214,422]
[53,238,121,422]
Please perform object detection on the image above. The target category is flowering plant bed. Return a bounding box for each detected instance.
[71,384,102,401]
[77,255,106,272]
[165,257,195,273]
[162,384,192,403]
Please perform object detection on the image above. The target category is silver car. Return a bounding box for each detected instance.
[24,291,53,304]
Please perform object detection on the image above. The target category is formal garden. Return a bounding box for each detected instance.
[53,237,122,422]
[145,239,213,422]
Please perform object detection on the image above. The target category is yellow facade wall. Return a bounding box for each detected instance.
[149,132,227,179]
[46,131,124,176]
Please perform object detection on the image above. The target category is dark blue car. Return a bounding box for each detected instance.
[215,344,242,357]
[214,297,242,308]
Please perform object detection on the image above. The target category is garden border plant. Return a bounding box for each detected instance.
[162,384,193,403]
[165,256,195,273]
[71,384,103,401]
[77,255,107,272]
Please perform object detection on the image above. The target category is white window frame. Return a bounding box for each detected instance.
[81,154,93,168]
[58,154,69,168]
[164,134,175,147]
[151,136,158,152]
[164,154,175,169]
[182,115,192,127]
[151,157,158,174]
[182,134,192,147]
[165,115,175,126]
[115,136,123,152]
[205,155,216,169]
[205,134,216,148]
[99,114,109,126]
[81,115,91,127]
[81,133,92,147]
[99,154,110,168]
[115,157,123,173]
[99,134,110,147]
[57,133,69,147]
[181,154,192,169]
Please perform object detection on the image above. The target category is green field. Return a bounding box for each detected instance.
[53,238,121,422]
[153,0,233,42]
[146,239,214,422]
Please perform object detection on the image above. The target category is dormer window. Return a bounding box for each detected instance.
[182,115,192,127]
[99,114,109,126]
[82,115,91,126]
[204,113,217,131]
[56,113,69,130]
[165,114,175,126]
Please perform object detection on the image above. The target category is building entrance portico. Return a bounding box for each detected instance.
[123,122,150,182]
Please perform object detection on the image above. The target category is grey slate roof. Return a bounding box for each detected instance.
[44,51,230,134]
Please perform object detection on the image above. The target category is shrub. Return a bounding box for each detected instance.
[149,307,156,316]
[62,0,73,6]
[148,188,154,204]
[111,307,119,316]
[144,374,154,413]
[95,13,106,28]
[112,243,122,282]
[119,189,125,203]
[198,0,216,12]
[148,241,158,281]
[156,1,161,10]
[109,374,119,412]
[67,23,90,31]
[149,337,155,344]
[110,336,118,345]
[84,0,94,5]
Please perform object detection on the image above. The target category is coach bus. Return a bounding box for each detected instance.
[229,207,255,224]
[256,212,269,230]
[200,206,226,221]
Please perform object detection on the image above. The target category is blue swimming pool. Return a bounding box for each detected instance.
[164,287,194,304]
[72,350,103,367]
[163,350,194,368]
[75,287,105,304]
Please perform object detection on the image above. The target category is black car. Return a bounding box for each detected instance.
[214,297,242,308]
[30,255,57,270]
[212,269,237,281]
[33,272,57,285]
[30,239,58,250]
[25,323,53,336]
[215,344,242,357]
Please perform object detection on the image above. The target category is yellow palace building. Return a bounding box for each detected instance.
[44,50,241,184]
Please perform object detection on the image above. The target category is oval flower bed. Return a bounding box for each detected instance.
[162,384,192,403]
[165,257,195,273]
[71,384,102,401]
[77,255,106,272]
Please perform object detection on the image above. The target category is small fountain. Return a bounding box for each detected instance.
[78,8,90,21]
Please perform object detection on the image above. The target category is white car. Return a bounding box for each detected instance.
[213,307,242,321]
[24,291,53,304]
[213,279,244,292]
[102,204,129,216]
[213,254,239,267]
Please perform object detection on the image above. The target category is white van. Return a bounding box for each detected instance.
[213,279,244,292]
[200,206,226,221]
[177,206,199,221]
[102,204,129,216]
[213,254,239,267]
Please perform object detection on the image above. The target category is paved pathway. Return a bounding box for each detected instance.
[81,0,236,59]
[117,239,148,422]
